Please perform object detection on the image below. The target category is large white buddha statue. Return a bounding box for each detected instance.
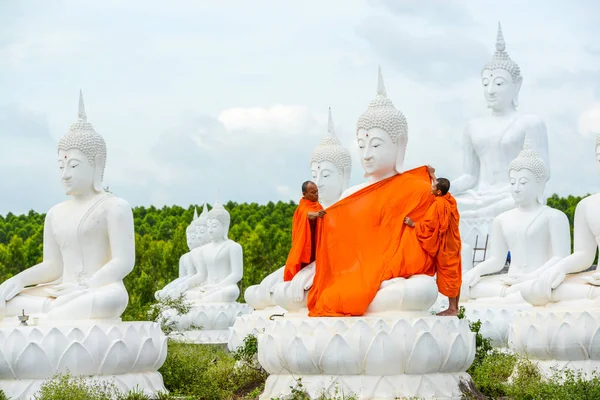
[452,22,550,254]
[244,108,351,312]
[155,205,210,300]
[462,138,570,302]
[0,91,134,321]
[179,202,243,303]
[519,135,600,307]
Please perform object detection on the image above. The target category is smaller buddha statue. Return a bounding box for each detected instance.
[245,108,352,311]
[520,135,600,306]
[310,108,352,208]
[462,138,570,302]
[0,91,134,321]
[179,202,243,303]
[452,22,550,254]
[155,205,210,300]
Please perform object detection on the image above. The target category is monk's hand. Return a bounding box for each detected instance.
[426,165,436,175]
[0,276,24,302]
[317,210,326,218]
[403,217,415,227]
[307,212,317,220]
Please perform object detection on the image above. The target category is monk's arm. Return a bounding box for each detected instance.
[87,199,136,289]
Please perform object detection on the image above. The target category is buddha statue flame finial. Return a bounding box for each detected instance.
[193,207,199,220]
[596,134,600,149]
[311,108,352,172]
[199,203,209,223]
[58,91,107,189]
[482,22,522,84]
[509,136,549,183]
[356,66,408,144]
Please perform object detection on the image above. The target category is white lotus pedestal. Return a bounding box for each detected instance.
[509,308,600,377]
[257,313,476,399]
[169,302,252,344]
[228,306,285,351]
[462,300,532,348]
[0,319,168,400]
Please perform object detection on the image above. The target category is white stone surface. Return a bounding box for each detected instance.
[451,22,550,257]
[258,315,475,399]
[228,306,285,351]
[0,320,167,399]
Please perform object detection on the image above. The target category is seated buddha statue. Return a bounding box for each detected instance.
[520,135,600,307]
[178,202,243,303]
[155,205,210,300]
[461,138,570,302]
[275,67,440,316]
[0,91,134,321]
[451,22,550,254]
[246,108,351,311]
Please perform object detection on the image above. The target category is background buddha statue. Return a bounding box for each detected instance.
[246,108,352,311]
[451,22,550,258]
[310,108,352,208]
[155,205,210,300]
[520,135,600,307]
[462,138,570,302]
[180,202,243,303]
[0,91,134,321]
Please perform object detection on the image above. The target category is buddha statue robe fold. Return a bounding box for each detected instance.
[307,166,435,317]
[284,198,324,282]
[413,193,462,298]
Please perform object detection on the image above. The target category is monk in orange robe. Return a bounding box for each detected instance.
[307,166,436,317]
[404,172,462,316]
[284,181,325,281]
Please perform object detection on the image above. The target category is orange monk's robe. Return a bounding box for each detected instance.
[283,198,324,281]
[414,193,462,298]
[307,166,436,317]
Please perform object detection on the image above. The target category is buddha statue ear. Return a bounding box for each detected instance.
[342,166,351,192]
[394,135,408,174]
[93,154,105,192]
[512,79,522,108]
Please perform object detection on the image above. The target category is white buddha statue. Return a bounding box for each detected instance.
[0,91,134,321]
[244,108,352,311]
[520,134,600,307]
[452,22,550,255]
[179,202,243,303]
[311,108,352,208]
[272,67,438,314]
[462,138,570,302]
[155,205,210,300]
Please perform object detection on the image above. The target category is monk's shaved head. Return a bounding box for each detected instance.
[302,180,316,194]
[302,180,319,202]
[436,178,450,195]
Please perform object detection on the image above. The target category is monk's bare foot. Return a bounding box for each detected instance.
[437,308,458,317]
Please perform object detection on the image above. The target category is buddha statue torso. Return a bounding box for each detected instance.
[0,92,134,321]
[452,23,550,255]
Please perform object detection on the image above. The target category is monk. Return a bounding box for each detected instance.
[404,169,462,316]
[283,181,325,281]
[307,166,436,317]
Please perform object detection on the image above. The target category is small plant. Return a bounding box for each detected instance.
[457,306,493,373]
[232,334,261,370]
[0,390,8,400]
[148,294,196,335]
[118,387,150,400]
[33,373,120,400]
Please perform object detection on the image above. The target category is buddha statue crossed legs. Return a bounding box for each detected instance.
[0,91,134,321]
[462,138,570,302]
[452,22,550,255]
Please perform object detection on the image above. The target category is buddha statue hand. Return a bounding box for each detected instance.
[540,266,566,290]
[0,276,24,303]
[582,273,600,286]
[463,268,482,288]
[45,281,89,297]
[499,273,534,286]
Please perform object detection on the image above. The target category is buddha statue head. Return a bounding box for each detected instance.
[596,135,600,172]
[195,204,210,246]
[186,208,200,250]
[310,108,352,206]
[57,91,107,195]
[481,22,523,111]
[207,201,231,241]
[508,136,549,206]
[356,66,408,180]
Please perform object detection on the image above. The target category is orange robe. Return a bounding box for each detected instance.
[414,193,462,298]
[283,198,324,281]
[307,166,435,317]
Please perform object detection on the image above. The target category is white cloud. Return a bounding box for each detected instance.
[579,103,600,137]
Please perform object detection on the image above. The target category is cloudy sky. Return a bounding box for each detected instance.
[2,0,600,215]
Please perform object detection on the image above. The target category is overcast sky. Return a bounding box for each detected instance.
[2,0,600,215]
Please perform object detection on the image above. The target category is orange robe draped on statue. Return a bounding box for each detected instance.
[414,193,462,298]
[283,198,324,281]
[308,166,435,317]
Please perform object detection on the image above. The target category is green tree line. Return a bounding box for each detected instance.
[0,194,591,320]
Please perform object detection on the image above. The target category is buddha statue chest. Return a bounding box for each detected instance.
[199,241,234,283]
[50,194,113,281]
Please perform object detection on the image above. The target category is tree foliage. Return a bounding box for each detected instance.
[0,194,589,319]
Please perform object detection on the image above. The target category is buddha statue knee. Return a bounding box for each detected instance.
[245,267,284,310]
[272,263,315,312]
[365,275,438,314]
[0,92,135,322]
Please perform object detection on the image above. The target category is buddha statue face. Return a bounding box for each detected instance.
[357,127,401,180]
[311,161,344,206]
[186,226,199,250]
[58,149,96,196]
[595,138,600,172]
[208,218,226,242]
[509,169,543,207]
[481,68,521,112]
